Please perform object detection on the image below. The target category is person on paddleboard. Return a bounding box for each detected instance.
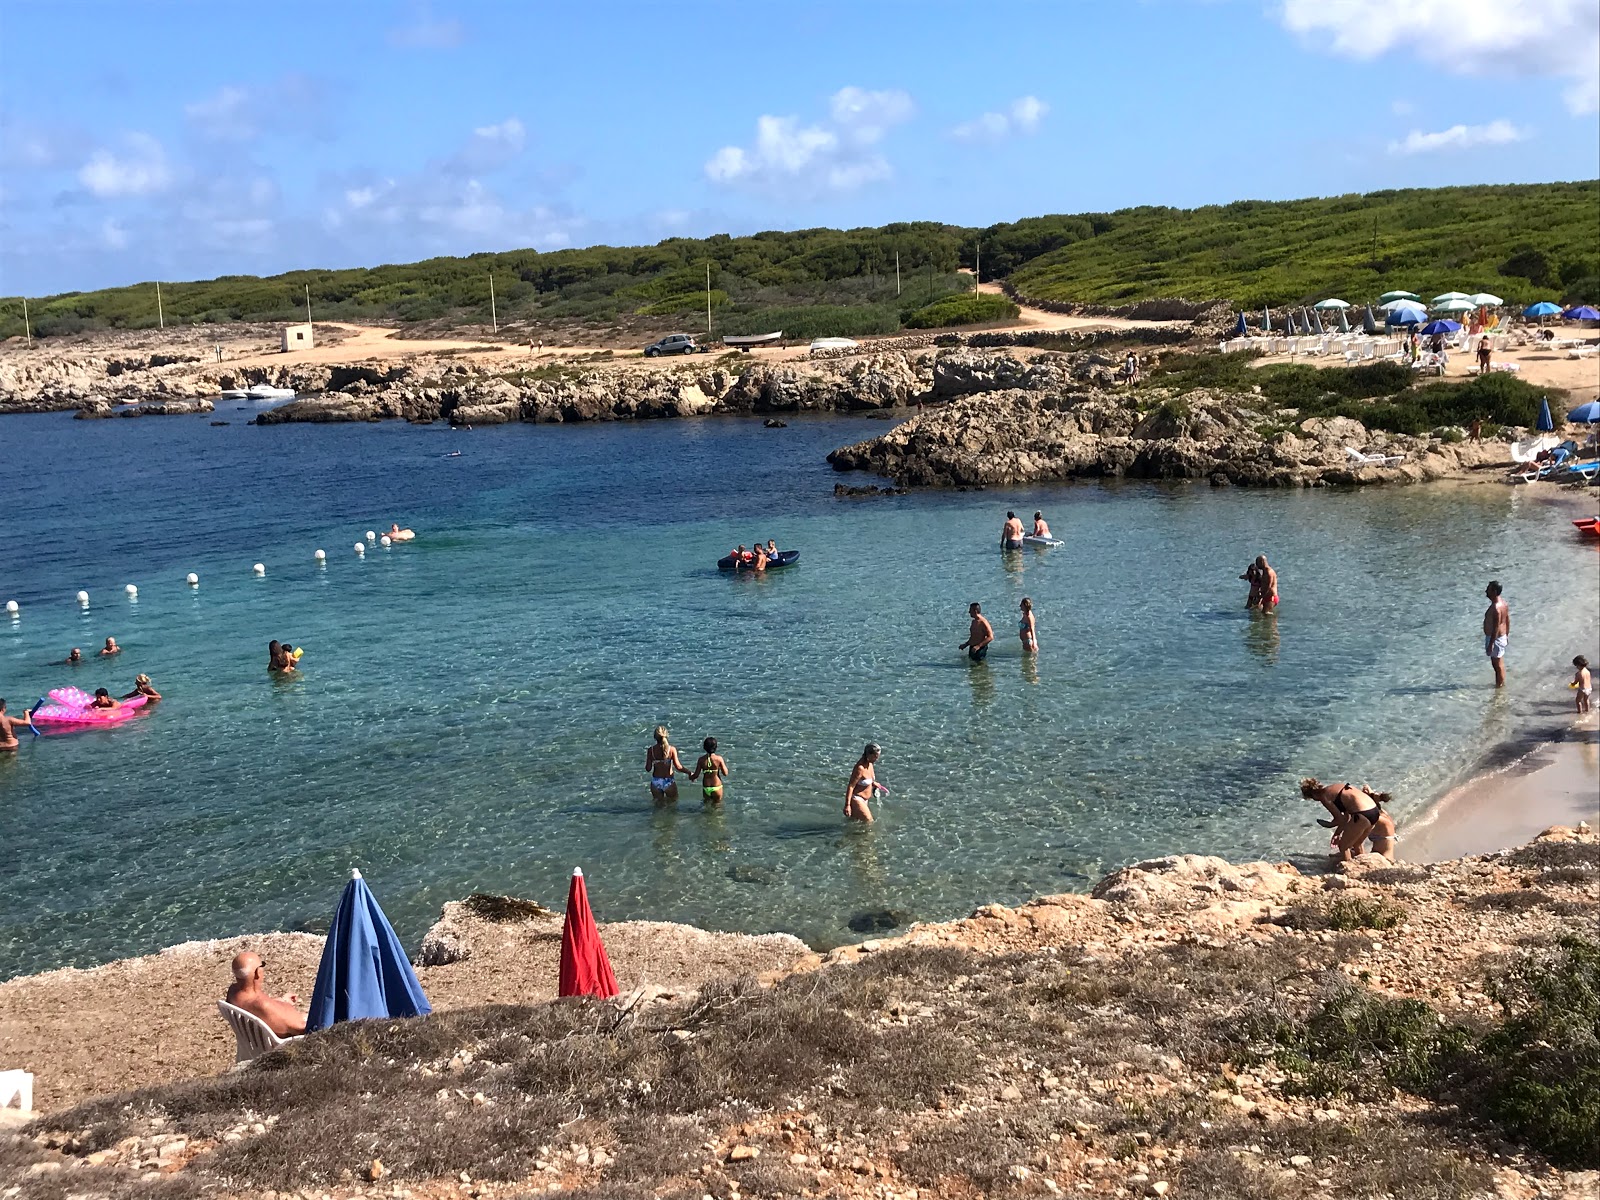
[1001,512,1024,550]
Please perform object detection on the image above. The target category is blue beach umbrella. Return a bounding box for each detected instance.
[1536,398,1555,433]
[306,869,433,1031]
[1233,311,1248,335]
[1418,319,1460,336]
[1524,302,1562,317]
[1387,307,1426,326]
[1564,305,1599,320]
[1567,400,1600,424]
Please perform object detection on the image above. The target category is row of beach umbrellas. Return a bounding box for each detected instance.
[1239,297,1597,335]
[302,865,618,1033]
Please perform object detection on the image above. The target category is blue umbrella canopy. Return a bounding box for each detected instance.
[1567,400,1600,424]
[1537,398,1555,433]
[1233,311,1248,335]
[1387,308,1426,326]
[306,869,432,1031]
[1564,305,1599,320]
[1418,319,1461,335]
[1524,302,1562,317]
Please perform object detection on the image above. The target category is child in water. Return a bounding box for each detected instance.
[1574,655,1592,715]
[690,737,730,804]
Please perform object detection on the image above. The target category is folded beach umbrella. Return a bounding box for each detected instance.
[1313,309,1326,335]
[1566,400,1600,424]
[305,869,432,1031]
[1312,298,1350,310]
[1468,292,1503,307]
[1564,305,1599,321]
[1524,302,1562,317]
[1261,306,1272,333]
[1418,319,1461,336]
[1378,291,1420,303]
[1338,307,1351,333]
[558,867,619,999]
[1362,306,1379,335]
[1233,311,1248,336]
[1537,398,1555,433]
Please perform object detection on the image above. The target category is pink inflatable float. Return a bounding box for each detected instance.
[29,686,149,730]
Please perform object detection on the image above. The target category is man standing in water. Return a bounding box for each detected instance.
[961,602,994,662]
[1483,581,1510,688]
[1252,555,1279,613]
[1000,512,1024,550]
[0,699,33,751]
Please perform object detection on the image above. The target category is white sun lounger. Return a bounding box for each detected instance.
[1346,446,1406,468]
[218,1000,302,1065]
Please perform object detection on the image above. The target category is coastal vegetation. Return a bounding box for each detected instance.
[903,291,1020,328]
[3,182,1594,341]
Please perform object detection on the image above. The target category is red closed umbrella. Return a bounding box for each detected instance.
[558,867,619,999]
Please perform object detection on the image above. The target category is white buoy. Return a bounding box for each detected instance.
[314,549,327,561]
[252,563,265,575]
[380,535,392,547]
[186,573,199,586]
[5,600,18,614]
[125,584,138,597]
[76,590,90,605]
[354,542,365,555]
[366,530,377,542]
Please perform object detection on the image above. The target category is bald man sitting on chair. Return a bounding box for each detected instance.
[225,951,307,1038]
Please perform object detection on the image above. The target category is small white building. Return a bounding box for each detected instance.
[281,323,314,352]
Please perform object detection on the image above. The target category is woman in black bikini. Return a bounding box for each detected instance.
[1301,777,1397,861]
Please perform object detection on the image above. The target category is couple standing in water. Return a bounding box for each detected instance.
[961,599,1037,661]
[1000,511,1052,550]
[644,726,728,804]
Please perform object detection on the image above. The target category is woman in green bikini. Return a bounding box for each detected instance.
[690,736,730,804]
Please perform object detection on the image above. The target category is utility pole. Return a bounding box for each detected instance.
[895,250,901,297]
[489,273,498,335]
[21,297,31,348]
[975,240,981,289]
[928,261,935,304]
[155,281,164,329]
[706,263,713,334]
[304,284,312,326]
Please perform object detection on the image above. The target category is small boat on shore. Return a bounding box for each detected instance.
[722,332,783,349]
[1573,517,1600,538]
[221,384,296,400]
[717,550,800,570]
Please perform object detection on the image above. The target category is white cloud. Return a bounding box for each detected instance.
[449,117,526,173]
[1277,0,1600,115]
[951,95,1050,142]
[388,5,464,49]
[78,133,171,197]
[705,87,913,196]
[183,75,330,143]
[185,86,255,141]
[1388,119,1528,155]
[100,218,128,249]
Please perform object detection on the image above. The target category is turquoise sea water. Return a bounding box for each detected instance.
[2,410,1596,979]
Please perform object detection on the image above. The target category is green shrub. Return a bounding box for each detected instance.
[1279,895,1408,932]
[903,292,1020,329]
[1270,990,1467,1101]
[636,289,727,317]
[717,303,901,341]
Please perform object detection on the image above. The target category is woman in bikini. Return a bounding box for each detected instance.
[845,743,882,823]
[1301,777,1397,861]
[690,736,730,805]
[1018,597,1038,654]
[645,725,686,803]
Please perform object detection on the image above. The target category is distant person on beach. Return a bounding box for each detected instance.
[1477,337,1492,374]
[1573,656,1592,714]
[1483,581,1510,688]
[1031,511,1052,539]
[1000,512,1024,550]
[225,951,306,1039]
[1018,597,1038,654]
[122,674,161,702]
[1301,778,1397,861]
[690,736,730,804]
[65,648,82,665]
[1469,418,1483,443]
[845,742,882,822]
[89,688,121,710]
[645,725,686,802]
[99,637,121,656]
[961,602,994,662]
[0,699,31,751]
[1123,352,1140,385]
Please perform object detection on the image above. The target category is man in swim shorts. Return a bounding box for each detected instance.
[960,602,994,662]
[0,699,31,751]
[1000,512,1024,550]
[1483,580,1510,688]
[1253,555,1279,613]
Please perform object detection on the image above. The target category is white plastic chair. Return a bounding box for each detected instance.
[217,1000,302,1065]
[0,1070,32,1112]
[1346,446,1406,468]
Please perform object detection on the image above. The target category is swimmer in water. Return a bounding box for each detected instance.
[960,602,994,663]
[122,674,161,702]
[89,688,121,710]
[1019,597,1038,653]
[1031,511,1052,539]
[845,743,882,822]
[645,725,686,803]
[1000,511,1024,551]
[65,648,83,665]
[0,699,33,751]
[690,736,730,804]
[267,641,295,673]
[99,637,121,657]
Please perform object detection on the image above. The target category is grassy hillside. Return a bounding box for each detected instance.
[1008,182,1599,310]
[2,183,1594,341]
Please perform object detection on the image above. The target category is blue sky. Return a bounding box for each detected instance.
[1,0,1596,296]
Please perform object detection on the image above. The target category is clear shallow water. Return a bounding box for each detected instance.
[2,411,1596,978]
